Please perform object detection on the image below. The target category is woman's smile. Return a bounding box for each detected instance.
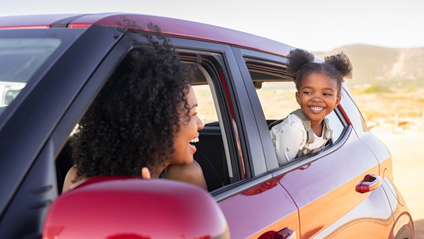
[169,85,204,165]
[189,136,199,152]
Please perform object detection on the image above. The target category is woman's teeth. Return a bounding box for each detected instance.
[189,137,199,150]
[189,137,199,145]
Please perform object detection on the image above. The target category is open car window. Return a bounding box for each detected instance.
[246,58,347,165]
[55,48,245,195]
[180,52,244,192]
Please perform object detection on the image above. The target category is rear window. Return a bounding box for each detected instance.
[0,38,61,116]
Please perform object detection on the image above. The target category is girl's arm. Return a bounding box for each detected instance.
[271,114,307,164]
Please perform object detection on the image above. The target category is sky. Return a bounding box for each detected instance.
[0,0,423,52]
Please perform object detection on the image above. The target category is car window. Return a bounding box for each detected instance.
[256,81,345,142]
[256,81,298,120]
[192,84,218,124]
[0,38,61,117]
[246,60,347,163]
[183,54,243,190]
[325,110,345,143]
[191,78,233,191]
[56,49,243,194]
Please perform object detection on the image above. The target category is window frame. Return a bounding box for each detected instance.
[234,47,352,174]
[178,51,243,187]
[171,38,275,200]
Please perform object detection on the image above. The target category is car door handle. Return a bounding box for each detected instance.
[275,228,296,239]
[259,228,296,239]
[355,174,381,193]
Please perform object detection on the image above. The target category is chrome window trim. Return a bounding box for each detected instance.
[212,126,352,201]
[213,173,273,202]
[196,65,234,178]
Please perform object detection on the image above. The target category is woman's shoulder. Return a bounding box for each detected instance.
[165,161,208,190]
[63,166,87,193]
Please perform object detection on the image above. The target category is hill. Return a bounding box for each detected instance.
[314,45,424,132]
[313,44,424,88]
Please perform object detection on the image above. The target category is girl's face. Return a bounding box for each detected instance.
[296,72,341,126]
[168,85,204,165]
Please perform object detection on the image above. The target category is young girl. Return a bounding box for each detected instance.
[270,49,352,164]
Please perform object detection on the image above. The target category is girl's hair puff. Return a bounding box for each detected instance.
[287,49,353,96]
[324,52,353,79]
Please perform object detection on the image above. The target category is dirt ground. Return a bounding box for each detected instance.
[372,130,424,238]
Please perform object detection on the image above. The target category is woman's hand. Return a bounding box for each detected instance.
[141,167,151,179]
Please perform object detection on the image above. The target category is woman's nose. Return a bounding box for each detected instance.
[197,116,204,130]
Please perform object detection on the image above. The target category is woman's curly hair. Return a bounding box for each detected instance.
[71,26,195,180]
[287,48,353,96]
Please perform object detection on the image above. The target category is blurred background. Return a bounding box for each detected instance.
[1,0,423,237]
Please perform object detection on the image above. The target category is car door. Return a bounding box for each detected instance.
[169,37,300,238]
[233,47,395,238]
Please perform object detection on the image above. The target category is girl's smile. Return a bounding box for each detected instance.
[309,106,325,113]
[296,72,341,134]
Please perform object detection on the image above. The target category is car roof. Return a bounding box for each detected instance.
[0,13,294,57]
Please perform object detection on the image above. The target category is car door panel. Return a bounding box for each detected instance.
[218,177,299,239]
[229,47,397,238]
[312,185,392,238]
[278,127,393,238]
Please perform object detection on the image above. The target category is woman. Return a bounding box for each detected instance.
[63,26,207,192]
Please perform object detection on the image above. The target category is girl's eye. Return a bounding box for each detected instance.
[323,93,332,96]
[303,91,312,95]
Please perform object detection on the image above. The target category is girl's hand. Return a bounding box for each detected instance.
[141,167,151,179]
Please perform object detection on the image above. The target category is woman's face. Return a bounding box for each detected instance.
[168,85,204,165]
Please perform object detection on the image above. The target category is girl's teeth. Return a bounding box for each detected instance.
[311,107,323,111]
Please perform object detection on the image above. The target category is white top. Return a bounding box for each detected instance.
[270,114,328,164]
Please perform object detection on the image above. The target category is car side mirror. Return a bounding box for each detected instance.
[43,176,229,239]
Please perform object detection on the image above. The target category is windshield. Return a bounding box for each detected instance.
[0,38,61,117]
